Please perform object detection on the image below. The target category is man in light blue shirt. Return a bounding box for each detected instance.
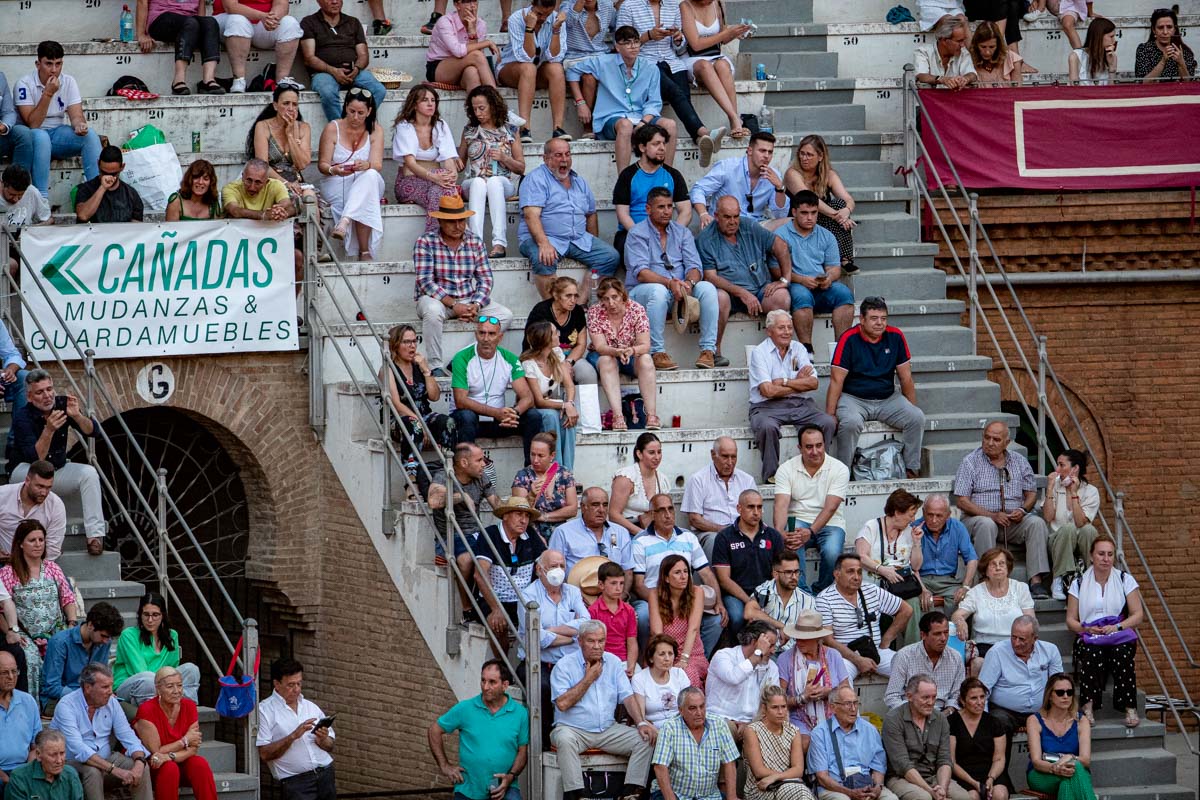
[624,187,720,370]
[548,486,634,576]
[908,493,978,643]
[49,663,150,800]
[0,651,39,779]
[0,318,29,420]
[775,189,855,351]
[549,620,653,800]
[979,614,1063,770]
[40,603,122,715]
[691,133,789,226]
[808,685,895,799]
[567,27,676,171]
[497,0,569,142]
[518,138,621,299]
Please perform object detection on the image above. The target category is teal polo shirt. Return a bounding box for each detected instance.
[436,694,529,800]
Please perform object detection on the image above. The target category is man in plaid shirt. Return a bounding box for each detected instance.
[414,195,514,373]
[652,686,740,800]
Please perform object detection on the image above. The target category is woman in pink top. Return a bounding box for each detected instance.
[135,0,224,95]
[427,0,501,89]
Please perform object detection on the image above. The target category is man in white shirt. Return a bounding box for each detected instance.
[13,41,102,198]
[772,426,849,593]
[748,310,837,483]
[679,436,757,560]
[256,658,336,800]
[0,460,66,560]
[913,18,977,89]
[704,621,780,741]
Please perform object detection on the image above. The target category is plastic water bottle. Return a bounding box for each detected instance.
[759,104,774,134]
[403,454,419,487]
[589,269,599,305]
[120,5,135,42]
[755,63,767,81]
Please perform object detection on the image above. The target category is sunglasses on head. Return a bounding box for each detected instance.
[1053,688,1074,697]
[478,316,500,325]
[348,87,371,98]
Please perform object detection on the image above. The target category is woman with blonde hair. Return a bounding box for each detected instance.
[523,275,596,385]
[134,665,217,800]
[519,321,578,469]
[970,21,1024,85]
[782,135,858,273]
[742,684,814,800]
[585,277,658,431]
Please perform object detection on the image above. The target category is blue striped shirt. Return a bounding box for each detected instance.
[498,8,566,69]
[565,0,615,59]
[616,0,685,73]
[631,526,709,588]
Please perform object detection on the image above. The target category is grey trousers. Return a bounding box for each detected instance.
[964,513,1051,578]
[749,396,837,482]
[549,722,653,792]
[886,777,972,800]
[72,753,152,800]
[904,573,964,646]
[115,661,201,707]
[833,391,925,473]
[1049,522,1099,577]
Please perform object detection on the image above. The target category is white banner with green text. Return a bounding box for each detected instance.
[20,220,299,360]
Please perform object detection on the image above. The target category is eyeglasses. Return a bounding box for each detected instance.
[141,611,162,619]
[400,338,419,345]
[832,700,860,708]
[775,568,801,576]
[477,316,500,325]
[1053,688,1075,697]
[996,465,1011,484]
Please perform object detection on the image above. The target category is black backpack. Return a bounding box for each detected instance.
[107,75,150,96]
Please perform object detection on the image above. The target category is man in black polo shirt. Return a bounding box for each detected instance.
[825,296,925,480]
[710,488,785,636]
[6,369,103,554]
[299,0,386,123]
[74,146,143,224]
[472,495,546,652]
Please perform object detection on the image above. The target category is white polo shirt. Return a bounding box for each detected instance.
[256,690,335,779]
[680,463,757,529]
[748,338,815,405]
[773,454,850,531]
[14,72,82,130]
[0,483,67,560]
[913,43,975,80]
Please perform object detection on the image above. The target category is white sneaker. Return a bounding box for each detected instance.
[1023,8,1046,22]
[230,76,246,93]
[507,110,526,128]
[1051,576,1066,601]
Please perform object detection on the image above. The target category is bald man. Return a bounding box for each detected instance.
[680,436,757,560]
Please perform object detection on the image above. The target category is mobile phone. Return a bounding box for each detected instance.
[53,395,68,412]
[314,715,336,729]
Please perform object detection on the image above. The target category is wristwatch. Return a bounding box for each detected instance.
[753,648,764,658]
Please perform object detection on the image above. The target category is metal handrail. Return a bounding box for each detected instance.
[901,67,1200,754]
[2,225,261,785]
[299,200,544,798]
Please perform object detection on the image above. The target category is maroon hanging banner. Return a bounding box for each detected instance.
[919,82,1200,191]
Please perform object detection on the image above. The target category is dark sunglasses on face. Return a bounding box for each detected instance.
[1053,688,1074,697]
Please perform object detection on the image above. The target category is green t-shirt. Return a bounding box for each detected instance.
[5,760,84,800]
[449,345,525,423]
[113,626,182,688]
[436,695,529,799]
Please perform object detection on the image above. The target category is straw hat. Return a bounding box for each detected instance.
[783,608,833,640]
[673,294,701,334]
[491,495,541,521]
[567,555,609,600]
[429,194,475,219]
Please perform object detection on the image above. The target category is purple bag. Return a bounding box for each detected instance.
[1080,614,1138,646]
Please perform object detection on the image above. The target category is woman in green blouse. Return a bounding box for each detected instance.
[114,592,200,708]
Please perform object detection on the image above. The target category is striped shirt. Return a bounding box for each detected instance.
[752,578,817,654]
[412,229,494,306]
[498,8,566,69]
[952,447,1036,514]
[632,526,709,589]
[815,582,903,646]
[652,713,740,799]
[565,0,615,59]
[616,0,686,73]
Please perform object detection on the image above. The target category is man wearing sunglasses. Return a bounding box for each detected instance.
[74,146,144,224]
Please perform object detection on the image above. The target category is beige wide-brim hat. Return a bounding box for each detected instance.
[567,555,610,600]
[783,608,833,640]
[491,495,541,521]
[673,294,700,334]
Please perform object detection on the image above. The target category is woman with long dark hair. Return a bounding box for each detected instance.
[392,84,460,233]
[1069,17,1118,85]
[246,84,312,196]
[1136,6,1195,81]
[166,160,222,221]
[649,554,708,686]
[610,431,667,535]
[114,592,201,708]
[458,85,524,257]
[318,89,385,260]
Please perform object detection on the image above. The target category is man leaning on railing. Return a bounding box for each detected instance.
[914,18,978,90]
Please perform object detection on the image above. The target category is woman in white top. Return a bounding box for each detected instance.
[680,0,752,138]
[1043,449,1101,601]
[519,320,578,470]
[317,90,385,260]
[392,83,460,234]
[1069,17,1118,85]
[610,432,668,536]
[854,488,924,590]
[1066,534,1144,727]
[458,85,525,258]
[951,546,1034,676]
[630,634,692,728]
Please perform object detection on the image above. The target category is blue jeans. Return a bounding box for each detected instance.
[311,70,387,123]
[533,407,575,472]
[633,598,723,658]
[28,125,102,198]
[519,237,621,277]
[793,521,845,593]
[628,281,718,353]
[451,408,544,466]
[455,789,520,800]
[722,594,747,636]
[0,126,34,168]
[3,370,27,451]
[788,280,854,312]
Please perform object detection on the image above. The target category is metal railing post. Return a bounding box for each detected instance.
[524,603,543,800]
[83,349,97,461]
[968,194,979,356]
[242,618,260,781]
[156,468,168,600]
[1036,335,1048,474]
[303,196,325,435]
[902,64,918,214]
[444,488,461,657]
[379,340,395,536]
[1114,491,1126,558]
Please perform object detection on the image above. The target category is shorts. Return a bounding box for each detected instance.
[585,349,637,376]
[433,528,478,559]
[1048,0,1088,20]
[599,115,662,140]
[425,60,441,82]
[788,280,854,312]
[728,285,766,316]
[215,12,302,45]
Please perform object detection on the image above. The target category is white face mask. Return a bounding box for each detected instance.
[544,567,566,587]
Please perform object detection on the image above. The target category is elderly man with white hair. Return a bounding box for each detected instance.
[680,436,757,560]
[914,17,977,89]
[906,494,978,645]
[748,309,837,483]
[549,619,654,800]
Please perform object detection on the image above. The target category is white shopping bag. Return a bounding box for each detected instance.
[120,143,184,213]
[576,383,602,435]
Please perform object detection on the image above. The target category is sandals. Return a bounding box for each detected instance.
[1081,703,1095,725]
[729,126,750,139]
[1125,708,1140,728]
[331,218,350,240]
[488,246,507,258]
[611,416,628,432]
[172,82,190,96]
[646,414,661,430]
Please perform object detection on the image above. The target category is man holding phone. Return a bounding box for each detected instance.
[257,658,336,800]
[6,370,103,555]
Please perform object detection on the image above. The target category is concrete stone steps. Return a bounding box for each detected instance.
[55,550,122,583]
[73,578,147,615]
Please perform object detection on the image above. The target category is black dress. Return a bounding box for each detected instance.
[948,710,1015,791]
[1135,40,1197,80]
[384,360,456,458]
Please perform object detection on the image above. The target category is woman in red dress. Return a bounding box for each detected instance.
[649,554,709,687]
[133,666,218,800]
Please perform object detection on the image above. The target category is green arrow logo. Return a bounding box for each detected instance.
[41,245,92,295]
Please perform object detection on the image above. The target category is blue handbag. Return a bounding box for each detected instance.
[216,636,260,719]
